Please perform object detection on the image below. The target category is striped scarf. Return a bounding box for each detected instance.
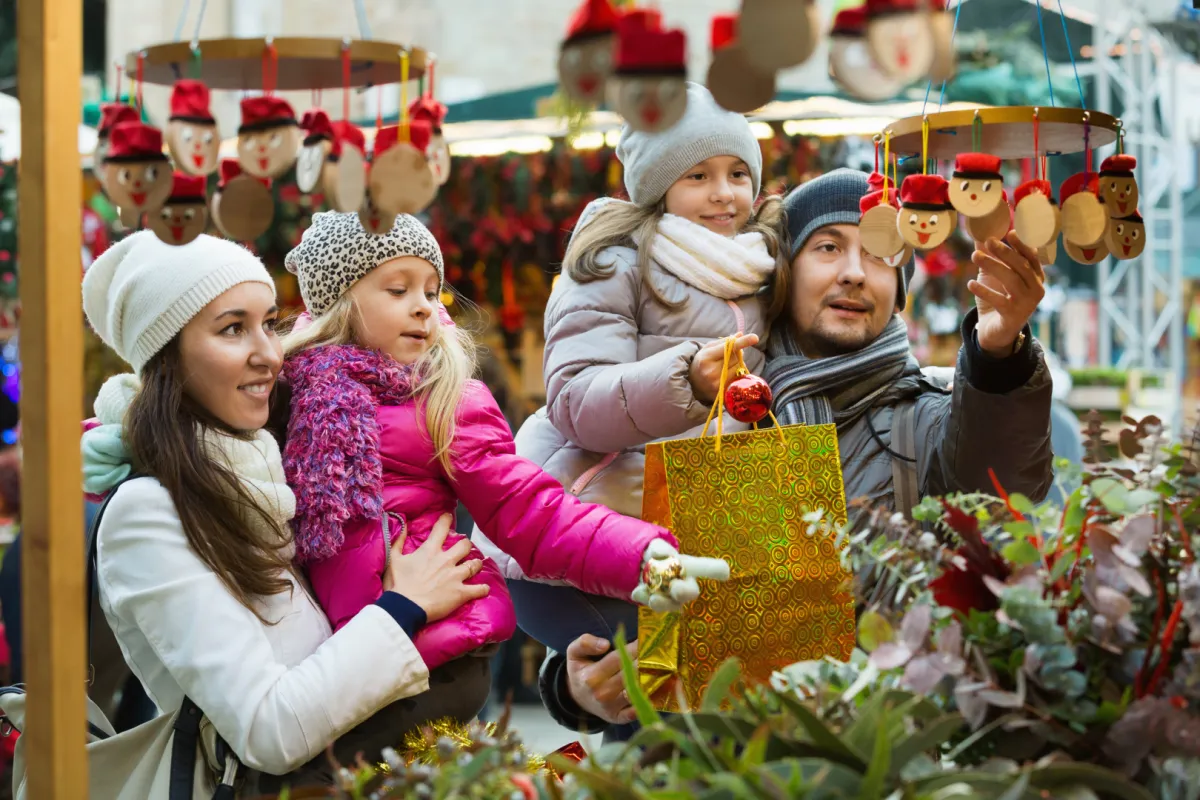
[764,316,925,429]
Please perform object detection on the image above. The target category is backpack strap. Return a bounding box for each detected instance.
[86,473,145,652]
[891,402,919,521]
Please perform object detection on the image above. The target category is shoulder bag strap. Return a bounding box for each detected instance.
[891,402,919,521]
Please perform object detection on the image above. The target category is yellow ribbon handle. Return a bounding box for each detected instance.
[882,131,892,204]
[399,49,411,143]
[921,116,930,175]
[700,337,785,452]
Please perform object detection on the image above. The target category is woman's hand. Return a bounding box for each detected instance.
[689,333,759,405]
[565,634,638,725]
[383,513,489,623]
[631,539,731,613]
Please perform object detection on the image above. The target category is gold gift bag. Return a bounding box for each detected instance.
[638,345,856,711]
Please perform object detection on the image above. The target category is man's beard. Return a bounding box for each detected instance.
[792,319,879,359]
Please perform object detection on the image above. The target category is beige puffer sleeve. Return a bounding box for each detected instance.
[543,247,710,454]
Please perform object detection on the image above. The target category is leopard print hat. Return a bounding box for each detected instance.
[284,211,445,316]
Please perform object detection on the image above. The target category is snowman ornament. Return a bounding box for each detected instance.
[148,172,209,247]
[607,12,689,134]
[102,121,174,219]
[238,95,302,180]
[165,79,220,177]
[557,0,622,106]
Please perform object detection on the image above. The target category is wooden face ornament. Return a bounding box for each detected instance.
[898,174,956,251]
[211,159,273,243]
[1104,212,1145,261]
[827,7,904,102]
[295,109,335,194]
[607,13,689,134]
[706,13,776,114]
[965,189,1011,243]
[737,0,821,74]
[322,121,367,213]
[860,189,907,263]
[103,121,173,216]
[369,122,438,218]
[165,80,220,176]
[1099,154,1138,218]
[148,172,209,247]
[1063,236,1109,266]
[557,0,621,105]
[1059,171,1107,248]
[238,96,301,180]
[948,153,1004,218]
[1012,180,1060,250]
[94,103,140,194]
[864,0,938,84]
[410,96,453,186]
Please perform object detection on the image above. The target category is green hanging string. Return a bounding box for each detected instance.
[190,46,202,80]
[972,116,983,153]
[1117,123,1125,155]
[418,75,426,99]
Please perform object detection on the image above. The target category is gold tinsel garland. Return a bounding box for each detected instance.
[379,717,547,775]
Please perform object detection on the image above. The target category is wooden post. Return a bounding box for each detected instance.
[18,0,87,797]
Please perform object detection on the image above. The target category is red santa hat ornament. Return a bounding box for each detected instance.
[897,174,956,251]
[237,95,301,179]
[165,79,220,177]
[149,172,209,247]
[948,152,1004,218]
[828,6,905,102]
[295,109,336,194]
[737,0,821,74]
[1099,153,1138,218]
[865,0,942,84]
[608,13,689,133]
[557,0,622,105]
[94,104,141,194]
[1012,179,1060,250]
[370,120,439,218]
[1059,171,1107,249]
[103,121,173,216]
[321,121,366,213]
[861,188,909,265]
[211,159,273,243]
[410,93,452,187]
[705,13,776,114]
[1104,210,1145,261]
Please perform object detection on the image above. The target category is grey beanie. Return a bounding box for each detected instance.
[615,82,762,206]
[783,168,915,310]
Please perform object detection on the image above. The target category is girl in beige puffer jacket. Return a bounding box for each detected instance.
[473,83,791,670]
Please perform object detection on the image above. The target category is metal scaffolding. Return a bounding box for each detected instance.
[1092,4,1187,425]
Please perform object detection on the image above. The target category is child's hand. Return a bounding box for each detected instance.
[631,538,731,613]
[688,333,759,406]
[384,513,489,623]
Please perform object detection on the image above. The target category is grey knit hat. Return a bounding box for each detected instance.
[615,82,762,206]
[783,168,915,310]
[284,211,444,316]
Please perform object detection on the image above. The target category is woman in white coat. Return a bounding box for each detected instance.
[79,231,490,790]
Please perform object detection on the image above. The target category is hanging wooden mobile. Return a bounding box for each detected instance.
[827,6,904,103]
[148,172,208,246]
[410,60,452,187]
[237,43,300,179]
[865,0,939,84]
[556,0,621,106]
[370,51,439,218]
[211,158,273,243]
[103,120,173,218]
[296,109,334,194]
[706,13,775,114]
[608,10,689,134]
[324,120,367,213]
[861,137,908,263]
[166,78,220,177]
[736,0,821,74]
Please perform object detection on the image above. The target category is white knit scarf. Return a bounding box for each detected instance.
[643,214,776,299]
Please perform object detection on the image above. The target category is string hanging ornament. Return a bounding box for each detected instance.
[94,63,141,196]
[236,40,302,179]
[1060,116,1109,263]
[368,49,438,220]
[896,117,955,251]
[827,5,903,103]
[104,53,174,225]
[1012,110,1060,250]
[322,43,368,213]
[165,46,220,177]
[211,157,274,243]
[706,11,776,114]
[1101,126,1145,261]
[148,171,209,247]
[556,0,620,105]
[948,115,1004,219]
[860,134,909,264]
[607,9,690,133]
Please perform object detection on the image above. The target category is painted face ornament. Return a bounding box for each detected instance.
[295,109,335,194]
[965,189,1012,243]
[1059,171,1107,249]
[238,95,301,180]
[1013,179,1060,250]
[827,7,904,102]
[369,121,438,218]
[103,121,173,217]
[706,13,775,114]
[948,152,1004,218]
[608,12,689,134]
[94,103,140,194]
[1104,211,1145,261]
[1063,236,1109,266]
[210,158,273,243]
[898,174,956,251]
[860,189,910,266]
[148,172,208,247]
[865,0,939,84]
[1099,154,1139,218]
[557,0,621,105]
[736,0,821,74]
[410,95,452,186]
[165,79,220,177]
[322,121,367,213]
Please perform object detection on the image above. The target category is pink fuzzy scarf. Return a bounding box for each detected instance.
[282,345,414,563]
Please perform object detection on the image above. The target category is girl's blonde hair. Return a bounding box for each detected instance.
[282,294,477,473]
[562,194,792,321]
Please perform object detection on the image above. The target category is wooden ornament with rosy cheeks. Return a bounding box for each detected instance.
[94,104,140,195]
[165,80,220,177]
[1104,212,1145,261]
[1099,154,1139,219]
[237,95,301,179]
[322,121,367,213]
[103,121,173,217]
[1063,236,1109,265]
[965,189,1012,243]
[410,95,452,186]
[148,173,209,247]
[557,0,621,106]
[1013,179,1060,249]
[357,191,396,236]
[607,12,689,134]
[370,121,438,217]
[897,174,956,251]
[737,0,821,73]
[210,159,273,243]
[828,7,904,102]
[1059,171,1107,248]
[948,152,1004,218]
[706,13,776,114]
[865,0,939,84]
[860,189,908,262]
[295,109,335,194]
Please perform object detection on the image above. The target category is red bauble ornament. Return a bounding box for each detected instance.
[724,373,772,424]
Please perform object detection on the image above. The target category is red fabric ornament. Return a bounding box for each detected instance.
[329,120,366,160]
[724,373,772,424]
[860,189,899,214]
[867,171,888,191]
[832,6,868,36]
[409,96,449,129]
[168,79,215,124]
[167,172,207,203]
[217,158,270,190]
[952,152,1002,179]
[1099,153,1137,176]
[238,95,298,133]
[1060,171,1099,200]
[374,121,433,156]
[300,109,335,144]
[98,103,140,137]
[613,14,686,75]
[710,13,737,50]
[1013,179,1052,205]
[621,8,664,33]
[899,174,951,209]
[105,122,168,162]
[563,0,622,43]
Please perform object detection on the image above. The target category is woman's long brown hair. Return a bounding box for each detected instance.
[124,338,294,624]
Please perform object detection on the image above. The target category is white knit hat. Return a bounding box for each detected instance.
[82,230,276,373]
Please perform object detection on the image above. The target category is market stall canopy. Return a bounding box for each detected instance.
[0,93,98,161]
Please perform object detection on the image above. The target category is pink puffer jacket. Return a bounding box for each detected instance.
[282,345,676,671]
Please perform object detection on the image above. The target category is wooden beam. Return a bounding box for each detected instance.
[18,0,86,797]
